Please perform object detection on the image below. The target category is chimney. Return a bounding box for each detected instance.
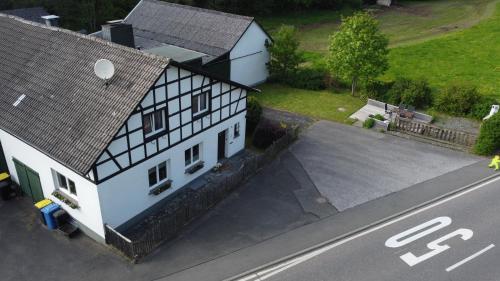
[102,20,135,48]
[41,15,59,27]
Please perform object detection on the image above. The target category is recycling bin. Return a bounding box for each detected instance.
[34,199,53,225]
[41,203,60,230]
[0,172,11,201]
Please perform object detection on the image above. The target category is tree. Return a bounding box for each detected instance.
[327,12,388,96]
[266,25,304,82]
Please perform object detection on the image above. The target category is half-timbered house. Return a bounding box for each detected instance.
[0,14,254,242]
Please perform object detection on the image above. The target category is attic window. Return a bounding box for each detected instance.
[13,94,26,107]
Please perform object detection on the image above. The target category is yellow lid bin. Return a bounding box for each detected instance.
[35,199,52,210]
[0,172,9,182]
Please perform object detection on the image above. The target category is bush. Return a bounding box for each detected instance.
[246,96,263,134]
[434,84,481,116]
[287,68,328,90]
[373,114,385,121]
[470,96,498,120]
[386,78,432,109]
[252,120,287,149]
[361,80,394,101]
[474,113,500,155]
[363,118,375,129]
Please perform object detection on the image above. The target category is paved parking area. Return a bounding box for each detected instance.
[0,155,326,281]
[290,120,482,211]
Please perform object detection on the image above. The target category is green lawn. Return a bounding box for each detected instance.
[254,84,365,123]
[259,0,496,54]
[384,2,500,97]
[257,0,500,122]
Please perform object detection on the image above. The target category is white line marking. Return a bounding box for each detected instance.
[446,244,495,272]
[236,176,500,281]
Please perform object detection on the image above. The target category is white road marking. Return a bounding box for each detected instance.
[445,244,495,272]
[236,176,500,281]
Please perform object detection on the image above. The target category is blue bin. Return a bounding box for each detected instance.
[41,203,61,230]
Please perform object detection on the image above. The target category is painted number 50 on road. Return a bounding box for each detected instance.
[385,217,473,267]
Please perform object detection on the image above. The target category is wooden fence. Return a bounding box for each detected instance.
[393,118,477,147]
[105,127,299,262]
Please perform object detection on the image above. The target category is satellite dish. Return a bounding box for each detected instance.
[94,59,115,81]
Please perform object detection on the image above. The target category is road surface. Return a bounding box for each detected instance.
[237,175,500,281]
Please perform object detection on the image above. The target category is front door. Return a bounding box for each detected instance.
[13,159,44,202]
[0,142,7,173]
[217,130,227,161]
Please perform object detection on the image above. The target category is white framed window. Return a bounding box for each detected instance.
[143,109,166,137]
[192,91,209,116]
[148,161,168,187]
[234,122,240,138]
[185,144,201,167]
[55,172,77,196]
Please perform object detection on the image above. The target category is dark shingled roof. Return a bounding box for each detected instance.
[124,0,255,57]
[1,7,49,24]
[0,14,169,176]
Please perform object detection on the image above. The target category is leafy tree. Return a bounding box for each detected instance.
[327,11,389,96]
[266,25,304,82]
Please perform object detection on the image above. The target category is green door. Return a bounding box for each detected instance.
[13,159,44,202]
[26,169,44,202]
[0,142,7,173]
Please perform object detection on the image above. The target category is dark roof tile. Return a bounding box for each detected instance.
[0,14,169,175]
[124,0,254,57]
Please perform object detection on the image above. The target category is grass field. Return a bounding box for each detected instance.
[253,84,365,123]
[385,2,500,97]
[257,0,500,122]
[259,0,496,53]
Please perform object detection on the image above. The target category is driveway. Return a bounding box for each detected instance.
[290,120,482,211]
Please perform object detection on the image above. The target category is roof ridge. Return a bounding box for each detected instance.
[0,13,171,65]
[143,0,254,21]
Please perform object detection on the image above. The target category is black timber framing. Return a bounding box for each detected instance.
[93,65,248,184]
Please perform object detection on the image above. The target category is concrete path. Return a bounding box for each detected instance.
[290,120,482,211]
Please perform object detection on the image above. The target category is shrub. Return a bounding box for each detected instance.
[252,120,287,149]
[361,80,394,101]
[373,114,385,121]
[287,68,327,90]
[470,96,498,120]
[474,113,500,155]
[386,77,432,108]
[363,118,375,129]
[434,84,481,116]
[246,96,262,134]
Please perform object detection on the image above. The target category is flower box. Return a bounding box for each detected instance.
[149,180,172,196]
[185,161,204,174]
[52,190,79,209]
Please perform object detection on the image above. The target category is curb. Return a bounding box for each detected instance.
[224,172,500,281]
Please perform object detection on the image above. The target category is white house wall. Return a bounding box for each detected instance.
[97,112,246,228]
[230,21,270,86]
[0,128,104,241]
[94,65,247,228]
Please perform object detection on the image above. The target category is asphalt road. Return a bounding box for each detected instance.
[238,175,500,281]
